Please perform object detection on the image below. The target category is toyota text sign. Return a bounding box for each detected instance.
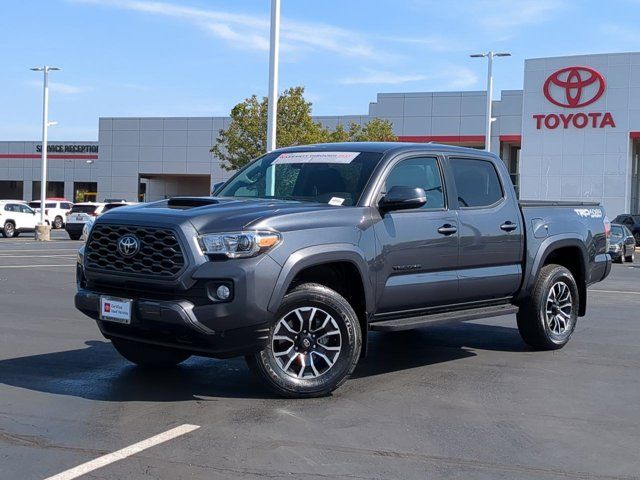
[533,66,615,130]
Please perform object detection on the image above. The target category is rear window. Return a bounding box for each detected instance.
[450,158,504,208]
[102,203,127,212]
[70,205,98,214]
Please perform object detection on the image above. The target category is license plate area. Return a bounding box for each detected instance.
[100,296,132,324]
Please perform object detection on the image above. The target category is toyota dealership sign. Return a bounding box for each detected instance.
[533,66,615,130]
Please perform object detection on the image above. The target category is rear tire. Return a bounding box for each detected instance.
[3,222,16,238]
[111,337,191,368]
[246,283,362,398]
[517,264,579,350]
[53,216,63,229]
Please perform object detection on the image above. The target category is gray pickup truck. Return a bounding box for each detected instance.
[75,143,611,397]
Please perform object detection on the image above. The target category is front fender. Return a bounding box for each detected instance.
[267,243,374,314]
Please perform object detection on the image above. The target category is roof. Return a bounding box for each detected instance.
[274,141,497,157]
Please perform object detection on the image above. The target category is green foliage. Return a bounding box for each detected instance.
[212,86,398,171]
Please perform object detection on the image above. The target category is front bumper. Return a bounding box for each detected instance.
[75,288,271,358]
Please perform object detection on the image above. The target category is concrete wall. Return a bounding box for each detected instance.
[0,141,98,201]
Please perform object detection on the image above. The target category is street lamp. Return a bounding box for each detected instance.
[470,52,510,152]
[266,0,281,153]
[30,65,61,241]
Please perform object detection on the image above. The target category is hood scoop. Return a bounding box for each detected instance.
[166,197,220,209]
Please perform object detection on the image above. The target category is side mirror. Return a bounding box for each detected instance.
[379,186,427,212]
[211,182,225,196]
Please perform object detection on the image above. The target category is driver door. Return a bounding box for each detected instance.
[373,155,459,314]
[20,204,37,229]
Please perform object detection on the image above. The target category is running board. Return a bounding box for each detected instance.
[369,304,519,332]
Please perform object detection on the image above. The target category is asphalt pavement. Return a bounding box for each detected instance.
[0,230,639,479]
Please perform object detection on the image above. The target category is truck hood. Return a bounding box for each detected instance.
[98,197,338,233]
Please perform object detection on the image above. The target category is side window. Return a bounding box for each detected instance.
[20,205,34,214]
[450,158,503,208]
[384,157,444,209]
[6,204,19,212]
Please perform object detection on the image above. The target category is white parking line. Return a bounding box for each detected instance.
[0,264,76,268]
[43,424,200,480]
[590,289,640,295]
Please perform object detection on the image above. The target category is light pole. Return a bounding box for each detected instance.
[30,65,60,240]
[470,52,510,152]
[266,0,281,153]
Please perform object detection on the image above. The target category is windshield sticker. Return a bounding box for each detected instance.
[273,151,360,165]
[328,197,345,206]
[574,208,602,218]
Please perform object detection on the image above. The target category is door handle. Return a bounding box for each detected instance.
[437,224,458,235]
[500,221,518,232]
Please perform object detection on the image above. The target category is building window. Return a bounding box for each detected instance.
[0,181,24,200]
[73,182,97,202]
[508,145,520,198]
[32,181,64,200]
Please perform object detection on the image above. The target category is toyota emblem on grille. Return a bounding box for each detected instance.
[117,234,140,257]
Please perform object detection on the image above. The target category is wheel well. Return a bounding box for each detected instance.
[542,246,587,316]
[288,262,368,354]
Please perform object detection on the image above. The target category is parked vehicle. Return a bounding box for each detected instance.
[28,198,73,229]
[75,143,611,397]
[65,203,105,240]
[0,200,38,238]
[612,214,640,245]
[82,202,137,240]
[608,224,635,263]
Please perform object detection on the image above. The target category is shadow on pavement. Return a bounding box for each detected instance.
[0,322,526,402]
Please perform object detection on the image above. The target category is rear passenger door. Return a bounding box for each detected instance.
[373,155,459,313]
[448,157,523,302]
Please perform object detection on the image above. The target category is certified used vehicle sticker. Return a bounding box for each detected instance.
[273,151,360,164]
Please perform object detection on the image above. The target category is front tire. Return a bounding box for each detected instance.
[68,232,81,240]
[246,283,362,398]
[625,251,635,263]
[111,337,191,368]
[517,264,579,350]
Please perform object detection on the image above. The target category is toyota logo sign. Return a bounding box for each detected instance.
[543,66,606,108]
[117,234,140,258]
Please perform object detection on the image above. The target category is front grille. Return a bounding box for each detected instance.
[86,224,186,278]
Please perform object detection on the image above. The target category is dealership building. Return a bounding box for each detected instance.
[1,51,639,216]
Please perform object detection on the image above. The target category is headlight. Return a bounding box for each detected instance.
[198,231,281,258]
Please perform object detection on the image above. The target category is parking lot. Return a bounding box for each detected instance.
[0,231,638,480]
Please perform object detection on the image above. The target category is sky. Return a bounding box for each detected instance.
[1,0,640,140]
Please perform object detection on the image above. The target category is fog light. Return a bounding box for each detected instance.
[216,285,231,300]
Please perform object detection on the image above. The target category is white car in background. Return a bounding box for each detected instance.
[65,202,106,240]
[28,198,73,229]
[81,202,138,240]
[0,200,38,238]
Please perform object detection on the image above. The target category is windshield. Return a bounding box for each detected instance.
[217,151,383,206]
[611,225,624,237]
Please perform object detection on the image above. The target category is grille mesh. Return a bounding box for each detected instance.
[86,224,186,278]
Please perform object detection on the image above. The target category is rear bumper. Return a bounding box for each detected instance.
[65,223,85,234]
[75,288,270,358]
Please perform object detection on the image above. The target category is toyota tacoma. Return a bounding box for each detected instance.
[75,143,612,397]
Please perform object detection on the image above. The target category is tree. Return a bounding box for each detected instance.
[212,86,398,171]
